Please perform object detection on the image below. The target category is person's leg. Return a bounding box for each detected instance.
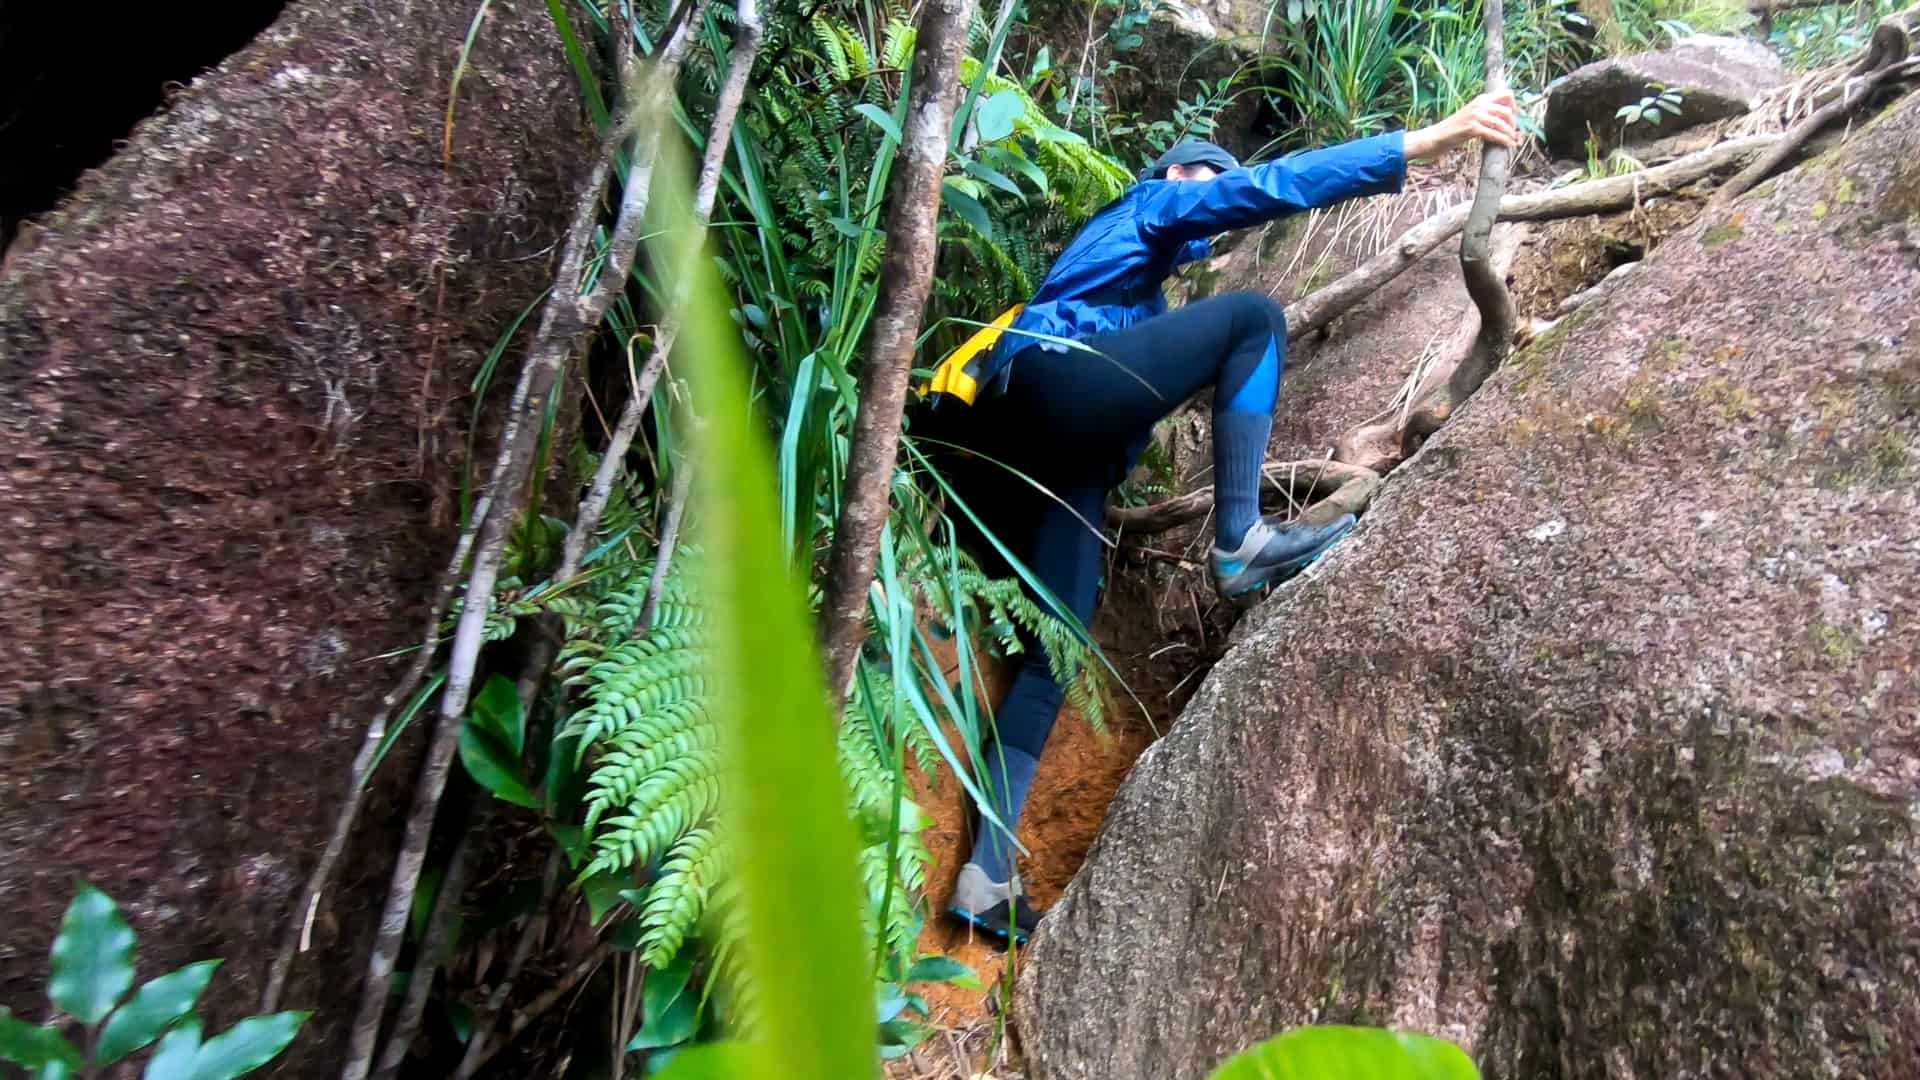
[951,476,1106,940]
[1015,293,1357,595]
[1013,291,1288,548]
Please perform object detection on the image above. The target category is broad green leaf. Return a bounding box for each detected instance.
[627,990,697,1051]
[469,674,525,758]
[642,947,693,1018]
[183,1012,311,1080]
[0,1010,81,1071]
[140,1019,203,1080]
[457,722,539,809]
[49,884,136,1025]
[905,955,980,989]
[874,983,909,1024]
[853,103,902,143]
[983,145,1048,193]
[96,961,221,1065]
[37,1059,77,1080]
[649,1043,755,1079]
[1207,1025,1480,1080]
[653,128,871,1079]
[975,90,1024,141]
[941,184,995,241]
[962,158,1024,198]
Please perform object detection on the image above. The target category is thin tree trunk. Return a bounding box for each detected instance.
[818,0,980,708]
[339,3,713,1074]
[554,0,765,586]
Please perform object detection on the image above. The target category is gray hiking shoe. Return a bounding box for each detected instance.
[1209,513,1358,598]
[948,863,1041,945]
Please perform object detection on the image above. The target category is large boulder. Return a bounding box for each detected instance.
[0,0,584,1070]
[1544,35,1785,159]
[1016,87,1920,1079]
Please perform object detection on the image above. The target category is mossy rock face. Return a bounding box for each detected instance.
[1016,90,1920,1079]
[0,2,588,1073]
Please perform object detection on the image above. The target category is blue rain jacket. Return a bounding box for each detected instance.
[980,130,1409,392]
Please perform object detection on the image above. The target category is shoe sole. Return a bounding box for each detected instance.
[1218,519,1357,598]
[947,905,1031,946]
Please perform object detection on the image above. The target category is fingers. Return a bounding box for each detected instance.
[1470,92,1521,149]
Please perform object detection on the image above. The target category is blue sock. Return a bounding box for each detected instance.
[1214,337,1280,548]
[968,745,1040,884]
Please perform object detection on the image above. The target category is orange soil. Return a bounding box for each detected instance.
[905,561,1225,1034]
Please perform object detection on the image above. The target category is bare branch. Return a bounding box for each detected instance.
[556,0,764,584]
[1714,43,1918,208]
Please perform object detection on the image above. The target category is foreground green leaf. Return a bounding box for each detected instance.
[0,1010,81,1071]
[469,674,526,758]
[905,955,980,989]
[96,961,221,1065]
[140,1019,203,1080]
[185,1012,311,1080]
[458,719,539,809]
[649,1042,756,1079]
[658,128,873,1078]
[1208,1025,1480,1080]
[49,884,137,1025]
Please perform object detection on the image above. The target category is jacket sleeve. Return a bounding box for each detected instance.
[1136,130,1407,248]
[1173,237,1211,267]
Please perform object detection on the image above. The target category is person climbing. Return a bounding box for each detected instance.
[920,91,1521,945]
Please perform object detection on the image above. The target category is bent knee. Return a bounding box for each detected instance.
[1217,290,1288,341]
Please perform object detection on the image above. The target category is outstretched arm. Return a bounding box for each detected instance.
[1138,92,1521,247]
[1136,132,1408,246]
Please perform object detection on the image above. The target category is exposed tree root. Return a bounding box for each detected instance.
[1117,133,1776,533]
[1714,43,1920,207]
[1107,460,1382,533]
[1338,224,1527,473]
[1414,8,1516,460]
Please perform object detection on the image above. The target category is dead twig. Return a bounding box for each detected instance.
[451,851,563,1080]
[1714,42,1919,208]
[463,943,617,1077]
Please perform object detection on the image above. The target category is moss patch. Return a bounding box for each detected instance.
[1703,216,1746,251]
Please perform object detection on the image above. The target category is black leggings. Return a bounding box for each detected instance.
[933,291,1288,757]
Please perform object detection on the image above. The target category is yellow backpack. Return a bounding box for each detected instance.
[920,304,1024,406]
